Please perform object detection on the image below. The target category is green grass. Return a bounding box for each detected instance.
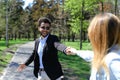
[58,41,92,80]
[0,40,92,79]
[0,39,32,51]
[0,53,13,72]
[62,40,92,50]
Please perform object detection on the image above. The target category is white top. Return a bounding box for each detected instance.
[75,45,120,80]
[38,35,48,68]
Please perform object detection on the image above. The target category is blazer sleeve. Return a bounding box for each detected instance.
[54,42,67,52]
[24,41,37,66]
[53,35,67,53]
[25,50,35,66]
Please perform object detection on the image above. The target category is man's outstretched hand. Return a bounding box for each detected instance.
[17,64,26,72]
[65,47,77,55]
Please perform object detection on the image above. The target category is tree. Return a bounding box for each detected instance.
[30,0,65,40]
[64,0,117,49]
[8,0,24,40]
[64,0,98,49]
[21,6,34,40]
[0,0,6,40]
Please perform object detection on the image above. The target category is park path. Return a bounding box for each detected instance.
[0,41,37,80]
[0,41,79,80]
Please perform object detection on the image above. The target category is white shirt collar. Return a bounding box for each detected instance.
[40,34,49,41]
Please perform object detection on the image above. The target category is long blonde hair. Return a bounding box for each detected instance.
[88,13,120,79]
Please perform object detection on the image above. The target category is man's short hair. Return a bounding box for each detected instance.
[38,17,51,26]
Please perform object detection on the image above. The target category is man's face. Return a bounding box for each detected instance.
[38,22,50,37]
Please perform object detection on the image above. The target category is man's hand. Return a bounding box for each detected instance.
[65,47,77,55]
[17,64,26,72]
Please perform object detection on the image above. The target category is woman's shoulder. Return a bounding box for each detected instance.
[105,48,120,65]
[105,48,120,79]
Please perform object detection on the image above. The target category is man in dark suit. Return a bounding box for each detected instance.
[17,17,70,80]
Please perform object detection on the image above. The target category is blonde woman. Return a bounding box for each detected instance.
[68,13,120,80]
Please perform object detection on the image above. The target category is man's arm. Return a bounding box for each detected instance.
[17,50,35,72]
[17,40,37,71]
[24,50,35,66]
[54,42,67,53]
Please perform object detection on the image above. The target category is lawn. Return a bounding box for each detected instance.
[0,39,32,50]
[0,52,13,73]
[0,40,92,80]
[59,40,92,80]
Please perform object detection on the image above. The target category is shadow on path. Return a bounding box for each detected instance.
[0,42,36,80]
[0,41,80,80]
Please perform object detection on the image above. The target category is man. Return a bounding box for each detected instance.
[17,17,70,80]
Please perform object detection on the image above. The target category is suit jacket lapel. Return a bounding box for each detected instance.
[35,39,40,52]
[46,34,50,44]
[43,34,50,55]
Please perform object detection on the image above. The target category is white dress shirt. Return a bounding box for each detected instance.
[38,35,48,68]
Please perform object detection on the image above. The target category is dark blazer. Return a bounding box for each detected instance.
[25,34,67,80]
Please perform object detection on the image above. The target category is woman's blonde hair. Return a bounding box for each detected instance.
[88,13,120,78]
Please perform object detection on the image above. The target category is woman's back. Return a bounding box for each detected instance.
[90,45,120,80]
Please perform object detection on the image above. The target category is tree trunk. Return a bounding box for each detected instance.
[72,32,75,42]
[115,0,117,15]
[80,0,84,49]
[33,27,37,40]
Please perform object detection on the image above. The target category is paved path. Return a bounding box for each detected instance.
[0,41,37,80]
[0,41,80,80]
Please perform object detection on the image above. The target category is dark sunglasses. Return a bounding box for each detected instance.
[40,26,50,30]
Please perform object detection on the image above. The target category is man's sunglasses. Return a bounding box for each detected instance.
[40,26,50,30]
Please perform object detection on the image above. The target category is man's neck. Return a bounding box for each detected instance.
[41,34,49,38]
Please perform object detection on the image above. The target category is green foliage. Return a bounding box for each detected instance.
[0,0,6,35]
[8,0,24,33]
[64,0,99,34]
[0,0,117,46]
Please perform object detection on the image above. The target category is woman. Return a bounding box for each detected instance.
[69,13,120,80]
